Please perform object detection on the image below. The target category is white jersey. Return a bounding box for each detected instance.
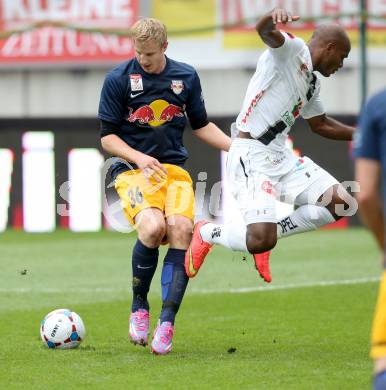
[235,31,325,151]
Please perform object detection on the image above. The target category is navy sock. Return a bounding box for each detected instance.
[131,239,159,312]
[160,248,189,325]
[374,371,386,390]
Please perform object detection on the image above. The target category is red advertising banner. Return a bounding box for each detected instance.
[221,0,386,29]
[221,0,386,48]
[0,0,138,65]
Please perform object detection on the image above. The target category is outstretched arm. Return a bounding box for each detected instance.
[306,114,355,140]
[256,8,300,48]
[193,122,231,152]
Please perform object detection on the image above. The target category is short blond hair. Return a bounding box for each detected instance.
[130,18,167,47]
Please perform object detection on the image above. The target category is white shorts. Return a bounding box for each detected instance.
[227,138,339,225]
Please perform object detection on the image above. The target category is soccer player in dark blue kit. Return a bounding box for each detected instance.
[354,88,386,389]
[98,18,231,354]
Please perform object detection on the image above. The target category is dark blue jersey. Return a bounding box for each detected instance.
[354,89,386,213]
[98,56,209,178]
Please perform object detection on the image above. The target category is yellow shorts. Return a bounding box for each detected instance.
[370,271,386,359]
[114,163,194,225]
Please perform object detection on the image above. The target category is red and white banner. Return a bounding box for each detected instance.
[0,0,138,65]
[221,0,386,30]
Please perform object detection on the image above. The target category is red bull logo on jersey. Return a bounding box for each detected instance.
[128,106,155,124]
[159,104,184,121]
[128,99,185,127]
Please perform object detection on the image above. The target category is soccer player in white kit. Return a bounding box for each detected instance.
[185,8,356,282]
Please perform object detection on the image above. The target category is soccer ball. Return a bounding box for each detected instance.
[40,308,85,349]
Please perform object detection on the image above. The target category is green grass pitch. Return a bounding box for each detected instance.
[0,228,382,389]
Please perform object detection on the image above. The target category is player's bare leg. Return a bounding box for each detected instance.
[135,208,166,247]
[245,222,277,254]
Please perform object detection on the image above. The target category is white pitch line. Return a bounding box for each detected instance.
[0,276,380,295]
[0,287,125,294]
[191,276,381,294]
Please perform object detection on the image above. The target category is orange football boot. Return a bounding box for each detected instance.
[253,251,272,283]
[185,220,213,278]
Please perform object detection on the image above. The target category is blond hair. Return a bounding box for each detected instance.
[130,18,167,47]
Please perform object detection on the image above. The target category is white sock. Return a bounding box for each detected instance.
[200,222,248,252]
[277,205,335,239]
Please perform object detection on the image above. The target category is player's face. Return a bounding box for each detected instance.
[319,42,350,77]
[134,39,168,74]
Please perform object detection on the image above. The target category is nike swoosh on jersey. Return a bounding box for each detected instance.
[130,92,144,98]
